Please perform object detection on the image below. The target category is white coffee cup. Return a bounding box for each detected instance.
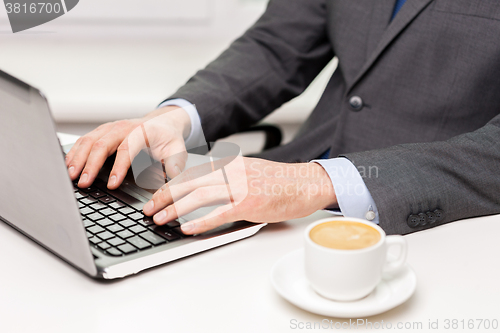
[304,217,407,301]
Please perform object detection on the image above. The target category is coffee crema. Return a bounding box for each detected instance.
[309,221,381,250]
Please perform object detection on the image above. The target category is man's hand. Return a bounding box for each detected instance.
[65,106,191,189]
[143,157,337,235]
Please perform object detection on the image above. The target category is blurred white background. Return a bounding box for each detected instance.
[0,0,336,152]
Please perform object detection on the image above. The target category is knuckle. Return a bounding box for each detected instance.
[94,139,107,149]
[92,139,108,150]
[156,186,171,202]
[113,120,130,130]
[197,219,208,230]
[193,188,209,200]
[95,123,106,132]
[79,136,93,146]
[117,141,129,152]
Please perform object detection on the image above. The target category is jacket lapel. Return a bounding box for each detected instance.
[346,0,435,95]
[365,0,394,59]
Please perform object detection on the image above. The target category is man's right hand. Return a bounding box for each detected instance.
[65,105,191,190]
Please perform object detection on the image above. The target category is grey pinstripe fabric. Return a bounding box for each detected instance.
[166,0,500,234]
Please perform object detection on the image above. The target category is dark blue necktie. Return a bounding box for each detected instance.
[391,0,407,21]
[317,0,407,160]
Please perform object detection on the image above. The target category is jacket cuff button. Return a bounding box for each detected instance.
[365,210,376,221]
[407,214,420,228]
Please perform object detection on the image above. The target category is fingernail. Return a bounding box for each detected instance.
[154,210,167,224]
[68,166,74,175]
[181,222,194,232]
[108,175,117,187]
[79,173,88,185]
[144,200,154,213]
[174,165,182,176]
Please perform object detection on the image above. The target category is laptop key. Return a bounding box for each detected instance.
[86,231,92,238]
[99,208,116,216]
[97,242,111,251]
[74,192,88,199]
[99,196,116,204]
[139,231,167,245]
[128,212,144,221]
[119,219,137,228]
[106,247,122,256]
[89,236,101,245]
[117,243,136,254]
[138,216,155,226]
[90,202,107,210]
[129,225,147,234]
[89,190,106,199]
[80,186,96,193]
[108,201,125,209]
[118,207,135,215]
[79,207,94,215]
[80,197,97,205]
[109,213,126,222]
[107,237,125,246]
[77,201,85,209]
[153,225,181,241]
[97,231,114,241]
[83,219,95,227]
[127,236,152,250]
[166,220,180,228]
[106,223,124,233]
[87,212,105,221]
[117,229,134,239]
[96,218,114,227]
[87,225,105,234]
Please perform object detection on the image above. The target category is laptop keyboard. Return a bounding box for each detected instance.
[73,182,185,257]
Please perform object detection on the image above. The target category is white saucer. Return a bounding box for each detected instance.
[270,249,417,318]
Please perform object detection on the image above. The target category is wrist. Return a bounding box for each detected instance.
[144,106,192,140]
[307,162,338,210]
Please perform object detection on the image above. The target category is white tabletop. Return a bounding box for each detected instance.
[0,135,499,333]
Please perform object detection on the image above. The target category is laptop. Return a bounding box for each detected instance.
[0,69,266,279]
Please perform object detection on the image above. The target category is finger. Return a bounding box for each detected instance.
[160,139,188,180]
[67,123,113,181]
[78,131,126,187]
[152,185,231,225]
[65,140,81,167]
[68,136,101,182]
[107,127,148,189]
[143,168,225,216]
[179,204,236,235]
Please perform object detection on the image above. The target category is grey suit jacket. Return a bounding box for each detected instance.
[167,0,500,235]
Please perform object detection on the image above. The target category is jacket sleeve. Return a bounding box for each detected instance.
[342,113,500,235]
[165,0,334,141]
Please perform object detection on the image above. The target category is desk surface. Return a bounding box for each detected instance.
[1,135,499,333]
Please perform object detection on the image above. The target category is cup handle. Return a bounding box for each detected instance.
[383,236,407,275]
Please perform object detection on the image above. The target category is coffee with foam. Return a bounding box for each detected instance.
[309,220,381,250]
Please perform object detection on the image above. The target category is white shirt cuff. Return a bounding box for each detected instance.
[311,157,379,224]
[158,99,206,149]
